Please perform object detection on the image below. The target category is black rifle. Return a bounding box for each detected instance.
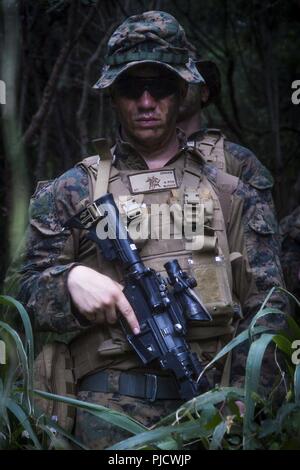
[65,193,211,400]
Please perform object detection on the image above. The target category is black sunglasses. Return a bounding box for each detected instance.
[113,76,180,100]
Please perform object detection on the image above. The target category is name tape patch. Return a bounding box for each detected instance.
[128,169,178,194]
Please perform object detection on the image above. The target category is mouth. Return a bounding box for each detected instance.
[135,117,160,128]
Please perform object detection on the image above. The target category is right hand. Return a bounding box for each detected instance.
[67,265,140,335]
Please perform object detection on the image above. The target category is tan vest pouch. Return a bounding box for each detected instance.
[34,342,76,432]
[177,150,237,375]
[70,142,239,382]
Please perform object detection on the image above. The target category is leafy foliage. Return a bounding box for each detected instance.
[0,288,300,450]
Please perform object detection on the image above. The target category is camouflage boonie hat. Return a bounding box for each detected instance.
[186,40,221,107]
[93,11,205,89]
[196,60,221,107]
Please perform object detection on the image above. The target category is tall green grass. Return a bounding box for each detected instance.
[0,288,299,450]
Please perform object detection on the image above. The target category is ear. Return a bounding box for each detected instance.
[201,84,210,105]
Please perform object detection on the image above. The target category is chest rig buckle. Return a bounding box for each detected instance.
[184,189,201,206]
[78,201,104,228]
[183,188,204,231]
[119,195,146,222]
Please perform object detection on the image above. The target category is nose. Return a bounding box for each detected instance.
[137,90,156,110]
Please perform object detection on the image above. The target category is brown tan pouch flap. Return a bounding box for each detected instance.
[34,341,76,433]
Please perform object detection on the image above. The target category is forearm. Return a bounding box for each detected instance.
[19,262,89,333]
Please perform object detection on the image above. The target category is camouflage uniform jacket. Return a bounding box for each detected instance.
[280,206,300,296]
[18,129,287,337]
[189,128,275,202]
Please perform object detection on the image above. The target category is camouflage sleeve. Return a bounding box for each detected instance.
[228,180,289,391]
[224,140,285,258]
[228,179,288,321]
[19,167,91,333]
[280,206,300,295]
[225,141,274,196]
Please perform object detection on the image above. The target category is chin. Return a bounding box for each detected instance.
[134,128,163,143]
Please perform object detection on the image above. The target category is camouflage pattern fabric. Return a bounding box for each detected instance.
[18,169,90,333]
[75,390,181,449]
[280,206,300,297]
[223,141,287,392]
[14,130,289,449]
[18,130,287,338]
[93,11,204,89]
[17,130,287,332]
[189,130,286,317]
[5,9,289,449]
[224,141,274,193]
[75,367,183,449]
[202,155,286,317]
[74,366,224,449]
[189,130,275,199]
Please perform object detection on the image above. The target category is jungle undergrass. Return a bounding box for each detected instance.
[0,287,300,450]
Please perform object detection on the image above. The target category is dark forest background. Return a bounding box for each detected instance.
[0,0,300,287]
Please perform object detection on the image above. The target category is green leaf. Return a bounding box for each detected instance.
[7,399,42,449]
[197,326,270,384]
[107,420,210,451]
[37,419,89,450]
[0,320,31,414]
[157,387,244,427]
[249,307,285,343]
[276,403,298,431]
[200,404,220,430]
[0,334,19,421]
[275,287,300,309]
[272,334,292,356]
[243,333,275,450]
[0,296,34,368]
[294,364,300,404]
[226,398,241,418]
[34,389,146,435]
[0,296,34,414]
[287,315,300,341]
[209,421,227,450]
[258,419,277,438]
[0,378,11,440]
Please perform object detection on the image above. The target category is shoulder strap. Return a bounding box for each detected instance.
[75,138,114,204]
[188,129,227,172]
[185,147,238,226]
[92,138,114,200]
[75,155,98,173]
[215,170,239,226]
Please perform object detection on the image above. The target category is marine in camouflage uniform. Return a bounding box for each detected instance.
[178,47,277,224]
[177,47,287,389]
[17,11,287,449]
[280,206,300,300]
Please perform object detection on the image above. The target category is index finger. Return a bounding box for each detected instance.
[116,292,140,335]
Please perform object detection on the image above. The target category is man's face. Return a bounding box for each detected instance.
[178,83,209,122]
[111,64,186,150]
